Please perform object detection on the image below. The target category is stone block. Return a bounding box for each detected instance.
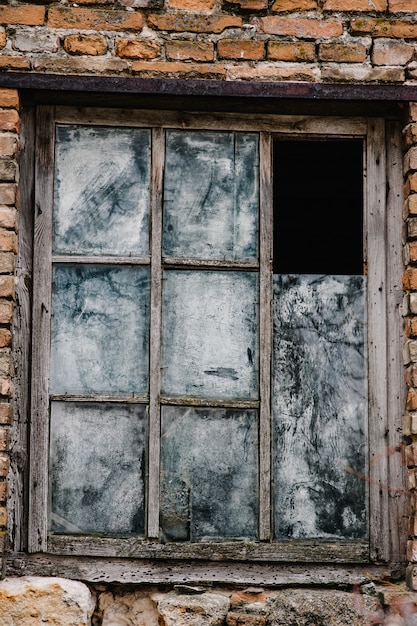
[154,591,230,626]
[0,576,96,626]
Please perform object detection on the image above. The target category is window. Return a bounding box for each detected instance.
[27,108,403,565]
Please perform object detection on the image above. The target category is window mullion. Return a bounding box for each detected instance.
[29,105,55,553]
[147,127,164,539]
[259,132,273,541]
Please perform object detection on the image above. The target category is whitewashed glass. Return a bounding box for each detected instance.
[163,131,258,261]
[53,125,150,256]
[160,406,258,540]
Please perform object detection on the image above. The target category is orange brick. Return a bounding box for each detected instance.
[0,404,12,425]
[48,7,143,31]
[0,481,7,502]
[325,0,385,8]
[0,232,16,253]
[409,242,417,262]
[0,5,45,26]
[272,0,317,10]
[0,56,30,71]
[351,17,417,38]
[64,34,107,56]
[0,379,13,399]
[406,317,417,339]
[166,40,214,61]
[227,65,316,80]
[403,268,417,290]
[132,60,226,78]
[260,17,343,38]
[147,14,242,33]
[0,208,17,230]
[389,0,417,9]
[0,185,15,206]
[0,505,7,527]
[410,104,417,122]
[227,0,268,8]
[268,41,315,61]
[116,38,161,59]
[0,455,9,477]
[0,30,5,50]
[0,301,12,324]
[0,330,11,348]
[318,42,367,62]
[218,39,265,60]
[167,0,216,10]
[0,111,19,133]
[0,90,19,110]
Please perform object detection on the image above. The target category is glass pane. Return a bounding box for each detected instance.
[272,274,368,540]
[50,265,150,395]
[49,402,146,535]
[160,406,258,540]
[162,270,259,400]
[163,131,258,261]
[53,125,150,256]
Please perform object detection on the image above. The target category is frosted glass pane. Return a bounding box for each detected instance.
[160,406,258,540]
[53,125,150,256]
[162,270,258,400]
[50,402,146,535]
[50,265,150,395]
[163,131,258,261]
[272,274,368,540]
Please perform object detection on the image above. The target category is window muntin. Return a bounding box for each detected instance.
[29,110,391,563]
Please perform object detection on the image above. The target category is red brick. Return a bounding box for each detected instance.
[0,379,13,399]
[116,38,161,59]
[132,60,226,78]
[403,268,417,290]
[226,0,268,9]
[0,232,17,253]
[0,57,30,71]
[372,39,414,65]
[0,5,45,26]
[0,455,9,477]
[167,0,216,10]
[260,17,343,38]
[48,7,143,31]
[0,91,18,110]
[325,0,385,8]
[166,40,214,61]
[406,318,417,339]
[0,301,13,324]
[64,34,108,56]
[0,111,18,133]
[0,277,15,300]
[0,30,5,50]
[0,481,7,502]
[0,330,11,348]
[351,17,417,38]
[318,42,367,62]
[267,41,315,61]
[0,429,9,451]
[0,185,15,206]
[272,0,317,10]
[218,39,265,60]
[148,14,242,32]
[0,505,7,527]
[0,208,17,230]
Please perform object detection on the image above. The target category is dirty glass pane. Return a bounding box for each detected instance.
[49,402,146,535]
[160,406,258,540]
[53,125,150,256]
[163,131,258,261]
[162,270,259,400]
[50,265,150,395]
[272,274,368,540]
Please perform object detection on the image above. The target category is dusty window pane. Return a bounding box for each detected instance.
[272,274,368,540]
[53,126,150,256]
[50,265,150,395]
[162,270,259,400]
[49,402,146,535]
[163,131,259,261]
[160,406,258,541]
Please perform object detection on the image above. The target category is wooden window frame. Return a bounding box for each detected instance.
[17,106,405,579]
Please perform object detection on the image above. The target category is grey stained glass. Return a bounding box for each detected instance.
[163,131,259,261]
[272,274,368,540]
[160,406,258,541]
[50,265,150,395]
[53,125,150,256]
[49,402,146,535]
[162,270,259,400]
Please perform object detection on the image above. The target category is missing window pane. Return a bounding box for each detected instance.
[273,139,363,275]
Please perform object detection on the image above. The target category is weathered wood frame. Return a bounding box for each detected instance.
[17,107,406,579]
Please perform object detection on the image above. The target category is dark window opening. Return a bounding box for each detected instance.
[273,139,363,275]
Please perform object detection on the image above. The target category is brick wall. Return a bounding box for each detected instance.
[0,0,415,81]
